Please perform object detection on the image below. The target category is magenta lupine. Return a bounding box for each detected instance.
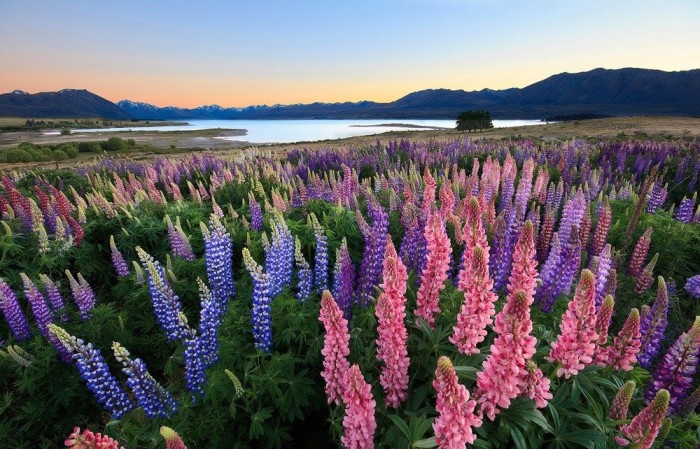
[451,246,498,355]
[591,196,612,257]
[415,214,452,328]
[609,381,636,420]
[596,308,641,371]
[547,269,599,378]
[65,427,125,449]
[628,227,652,277]
[109,235,130,277]
[0,278,31,341]
[634,253,658,294]
[376,240,410,408]
[594,295,615,346]
[616,389,670,449]
[645,317,700,413]
[160,427,188,449]
[433,356,482,448]
[319,290,350,405]
[638,278,669,369]
[340,364,376,449]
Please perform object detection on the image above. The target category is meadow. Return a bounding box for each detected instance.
[0,136,699,449]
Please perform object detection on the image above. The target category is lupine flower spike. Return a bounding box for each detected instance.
[65,427,125,449]
[433,356,482,448]
[609,380,636,420]
[415,214,452,328]
[638,277,669,369]
[109,235,130,277]
[319,289,350,405]
[341,364,377,449]
[160,426,188,449]
[616,389,670,449]
[596,308,641,371]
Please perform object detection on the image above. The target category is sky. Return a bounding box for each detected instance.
[1,0,699,108]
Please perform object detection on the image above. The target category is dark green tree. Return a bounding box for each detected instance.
[456,110,494,132]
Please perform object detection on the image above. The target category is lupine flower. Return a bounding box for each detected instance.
[160,426,188,449]
[634,253,658,294]
[676,384,700,418]
[65,270,96,320]
[332,238,355,320]
[49,325,134,419]
[0,278,31,341]
[112,342,178,418]
[547,269,599,378]
[593,244,612,309]
[263,211,294,297]
[201,214,235,304]
[605,268,618,298]
[39,274,68,321]
[376,239,410,408]
[523,361,553,409]
[109,235,130,277]
[166,216,195,261]
[356,195,388,307]
[451,245,498,354]
[684,275,700,299]
[243,248,273,353]
[136,248,191,342]
[646,317,700,413]
[594,295,615,346]
[294,237,312,302]
[646,183,667,213]
[590,196,611,257]
[596,308,641,371]
[433,356,482,448]
[319,290,350,405]
[311,214,329,293]
[609,380,636,420]
[674,194,696,223]
[415,214,452,328]
[65,427,125,449]
[341,364,377,449]
[628,227,652,277]
[638,277,669,369]
[616,389,670,448]
[248,192,264,232]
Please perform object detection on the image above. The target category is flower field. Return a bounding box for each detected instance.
[1,138,700,448]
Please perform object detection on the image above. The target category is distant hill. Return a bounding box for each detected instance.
[118,68,700,120]
[0,89,133,120]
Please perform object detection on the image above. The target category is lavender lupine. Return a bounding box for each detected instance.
[310,214,329,293]
[136,247,192,342]
[248,192,264,232]
[356,195,388,307]
[646,317,700,414]
[638,277,669,369]
[332,238,355,320]
[685,275,700,299]
[109,235,130,277]
[20,274,71,362]
[294,237,312,302]
[166,216,195,261]
[263,211,294,297]
[112,342,178,418]
[646,182,668,214]
[0,278,31,341]
[49,325,135,419]
[593,244,612,310]
[243,248,273,353]
[39,274,68,321]
[492,207,522,292]
[674,193,696,223]
[65,270,96,320]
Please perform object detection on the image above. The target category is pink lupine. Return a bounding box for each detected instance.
[64,427,124,449]
[475,290,536,420]
[319,290,351,405]
[616,389,670,449]
[609,380,636,420]
[376,239,410,408]
[547,269,599,378]
[433,356,482,448]
[634,254,658,294]
[159,426,188,449]
[594,295,615,346]
[450,245,498,354]
[596,308,641,371]
[341,364,377,449]
[523,361,553,409]
[457,197,489,292]
[415,214,452,328]
[506,221,538,301]
[628,227,652,277]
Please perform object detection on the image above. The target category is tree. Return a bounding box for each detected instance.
[456,110,494,132]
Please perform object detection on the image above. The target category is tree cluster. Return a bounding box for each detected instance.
[456,110,494,132]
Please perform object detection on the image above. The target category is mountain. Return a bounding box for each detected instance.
[0,89,133,120]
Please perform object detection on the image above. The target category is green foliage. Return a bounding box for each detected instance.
[456,110,494,132]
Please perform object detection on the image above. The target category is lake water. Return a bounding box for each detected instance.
[66,119,542,144]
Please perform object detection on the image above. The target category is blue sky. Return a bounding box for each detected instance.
[1,0,698,107]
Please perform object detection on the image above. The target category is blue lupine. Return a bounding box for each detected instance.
[249,192,264,232]
[645,317,700,414]
[201,214,235,308]
[39,274,68,321]
[243,249,273,353]
[295,237,312,302]
[674,194,696,223]
[195,278,224,368]
[685,275,700,299]
[0,278,31,341]
[311,214,329,293]
[136,247,192,342]
[20,273,71,362]
[263,210,294,297]
[638,277,669,369]
[112,342,178,418]
[49,325,135,419]
[110,235,131,277]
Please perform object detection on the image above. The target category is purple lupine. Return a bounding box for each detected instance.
[243,249,273,353]
[295,237,312,302]
[136,247,192,342]
[674,194,696,223]
[555,226,582,298]
[65,270,96,320]
[638,277,669,370]
[685,275,700,299]
[49,324,135,419]
[645,317,700,414]
[311,214,329,293]
[646,182,668,214]
[39,274,68,321]
[249,192,264,232]
[356,194,388,307]
[557,188,586,246]
[193,278,225,368]
[0,278,31,341]
[112,342,178,418]
[110,235,131,277]
[399,204,423,274]
[492,207,523,292]
[535,233,563,312]
[332,238,356,320]
[20,274,71,362]
[166,216,195,261]
[201,214,235,306]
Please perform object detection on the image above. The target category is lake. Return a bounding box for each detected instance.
[67,119,542,144]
